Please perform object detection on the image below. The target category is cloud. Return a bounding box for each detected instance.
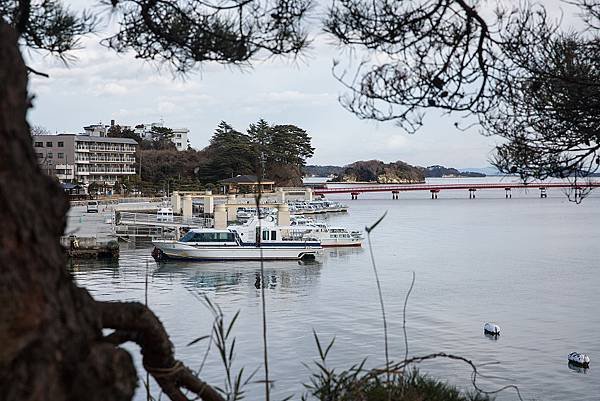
[254,90,331,104]
[158,101,176,114]
[385,134,409,149]
[25,17,512,167]
[95,82,128,96]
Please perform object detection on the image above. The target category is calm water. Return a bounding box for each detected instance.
[71,179,600,400]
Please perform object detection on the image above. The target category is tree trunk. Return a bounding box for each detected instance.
[0,22,223,401]
[0,21,138,401]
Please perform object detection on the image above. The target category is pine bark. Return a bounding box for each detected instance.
[0,22,223,401]
[0,21,138,401]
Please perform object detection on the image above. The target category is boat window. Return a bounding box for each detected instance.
[271,230,277,240]
[181,231,235,242]
[180,231,196,242]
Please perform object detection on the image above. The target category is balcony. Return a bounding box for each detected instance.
[87,145,137,153]
[88,168,137,174]
[88,157,136,163]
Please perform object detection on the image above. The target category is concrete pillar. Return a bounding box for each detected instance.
[227,204,237,222]
[277,188,286,203]
[277,203,290,226]
[305,188,313,202]
[171,191,181,214]
[203,194,214,214]
[182,195,192,219]
[226,195,238,222]
[214,204,227,229]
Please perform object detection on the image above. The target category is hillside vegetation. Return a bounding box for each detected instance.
[331,160,425,183]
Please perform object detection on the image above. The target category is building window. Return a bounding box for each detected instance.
[176,134,182,138]
[176,142,181,148]
[36,153,43,158]
[46,141,53,147]
[47,152,53,159]
[35,142,43,147]
[58,141,64,147]
[58,153,64,159]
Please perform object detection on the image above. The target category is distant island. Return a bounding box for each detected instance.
[421,165,486,178]
[329,160,425,183]
[304,161,487,182]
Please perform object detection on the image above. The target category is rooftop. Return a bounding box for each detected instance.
[32,133,137,145]
[75,136,137,144]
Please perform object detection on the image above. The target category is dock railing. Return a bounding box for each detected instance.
[117,211,213,228]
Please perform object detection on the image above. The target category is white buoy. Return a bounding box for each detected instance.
[483,322,500,335]
[568,352,590,367]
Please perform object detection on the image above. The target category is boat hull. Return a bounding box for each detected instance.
[152,241,321,261]
[320,241,362,247]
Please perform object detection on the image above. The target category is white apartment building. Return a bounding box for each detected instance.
[134,122,190,151]
[172,128,190,151]
[33,133,137,186]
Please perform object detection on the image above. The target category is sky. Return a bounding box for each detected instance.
[25,0,582,168]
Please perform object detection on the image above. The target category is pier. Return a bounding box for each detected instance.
[314,182,600,199]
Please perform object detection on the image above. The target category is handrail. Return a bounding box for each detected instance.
[118,212,213,227]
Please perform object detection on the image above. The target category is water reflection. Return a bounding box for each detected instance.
[69,258,120,275]
[484,332,500,341]
[567,362,590,374]
[324,246,364,259]
[152,259,323,293]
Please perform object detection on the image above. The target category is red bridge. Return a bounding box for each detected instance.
[312,182,600,199]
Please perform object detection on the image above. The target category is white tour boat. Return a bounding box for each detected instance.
[281,221,363,248]
[309,227,362,247]
[152,217,322,261]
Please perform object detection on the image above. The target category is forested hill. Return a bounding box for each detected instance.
[303,165,345,177]
[307,163,487,179]
[421,165,486,178]
[330,160,425,183]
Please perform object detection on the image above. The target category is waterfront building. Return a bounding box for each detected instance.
[32,132,137,186]
[172,128,190,151]
[219,175,275,194]
[134,122,190,151]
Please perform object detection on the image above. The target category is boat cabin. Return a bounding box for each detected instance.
[179,229,238,245]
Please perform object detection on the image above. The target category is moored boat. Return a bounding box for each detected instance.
[302,225,363,247]
[279,221,363,247]
[152,218,321,261]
